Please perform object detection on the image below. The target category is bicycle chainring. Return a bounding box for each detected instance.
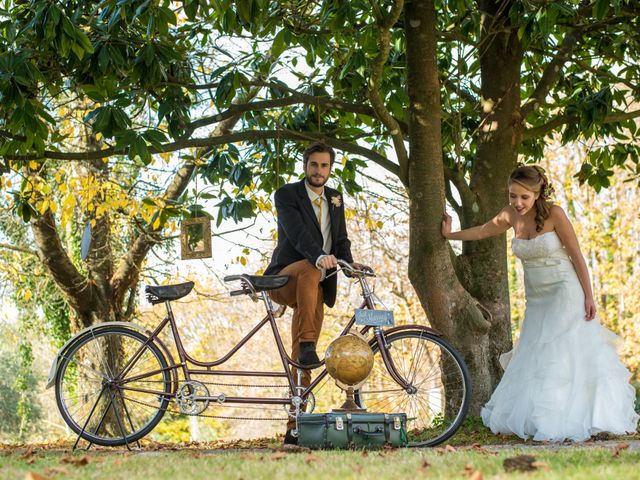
[176,380,210,415]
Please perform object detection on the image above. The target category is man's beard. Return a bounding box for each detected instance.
[305,173,328,188]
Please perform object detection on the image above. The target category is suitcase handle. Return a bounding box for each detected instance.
[353,426,385,437]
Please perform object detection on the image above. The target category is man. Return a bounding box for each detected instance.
[264,141,357,444]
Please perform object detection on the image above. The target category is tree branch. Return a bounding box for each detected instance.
[4,129,399,175]
[521,29,582,118]
[30,210,95,316]
[187,94,408,135]
[0,243,38,256]
[367,0,409,187]
[445,165,477,219]
[523,109,640,140]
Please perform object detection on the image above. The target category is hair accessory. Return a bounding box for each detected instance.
[541,182,555,200]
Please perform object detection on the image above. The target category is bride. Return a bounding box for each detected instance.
[441,165,638,442]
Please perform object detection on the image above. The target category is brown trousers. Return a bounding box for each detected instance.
[268,259,324,429]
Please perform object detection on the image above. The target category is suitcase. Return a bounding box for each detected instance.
[297,412,408,449]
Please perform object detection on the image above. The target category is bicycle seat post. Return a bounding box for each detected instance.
[164,300,174,318]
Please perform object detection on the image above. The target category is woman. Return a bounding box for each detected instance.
[442,165,638,442]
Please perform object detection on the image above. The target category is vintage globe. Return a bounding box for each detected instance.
[324,334,374,387]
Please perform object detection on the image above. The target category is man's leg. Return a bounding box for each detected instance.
[268,260,324,434]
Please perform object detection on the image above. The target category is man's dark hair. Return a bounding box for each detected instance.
[303,142,336,166]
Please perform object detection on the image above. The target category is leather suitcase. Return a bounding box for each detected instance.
[297,412,408,449]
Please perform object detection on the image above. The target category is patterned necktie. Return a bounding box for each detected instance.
[313,197,322,225]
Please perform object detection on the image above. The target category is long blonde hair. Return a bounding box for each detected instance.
[508,165,554,232]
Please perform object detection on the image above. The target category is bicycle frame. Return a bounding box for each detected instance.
[116,271,422,408]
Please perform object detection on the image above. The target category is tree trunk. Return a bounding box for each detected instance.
[405,0,492,414]
[457,0,524,396]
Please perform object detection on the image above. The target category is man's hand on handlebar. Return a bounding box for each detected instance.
[317,255,339,269]
[342,261,374,277]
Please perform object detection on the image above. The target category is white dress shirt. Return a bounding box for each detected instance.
[305,181,332,278]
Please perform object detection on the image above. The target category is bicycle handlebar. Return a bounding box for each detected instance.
[333,259,375,278]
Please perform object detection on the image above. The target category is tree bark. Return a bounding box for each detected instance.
[454,0,524,400]
[405,0,491,414]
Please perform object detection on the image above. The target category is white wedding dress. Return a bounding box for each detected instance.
[481,231,639,441]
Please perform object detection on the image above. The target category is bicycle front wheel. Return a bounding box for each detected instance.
[358,329,471,447]
[55,326,172,446]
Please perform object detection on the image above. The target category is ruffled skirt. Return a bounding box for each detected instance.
[481,260,639,441]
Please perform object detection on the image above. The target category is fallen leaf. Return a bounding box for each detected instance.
[24,473,49,480]
[26,456,37,465]
[270,451,287,461]
[445,444,457,453]
[420,459,430,470]
[503,455,538,472]
[304,454,320,463]
[531,461,550,471]
[463,463,483,479]
[60,455,89,467]
[43,467,68,477]
[471,443,498,455]
[352,464,363,473]
[21,446,35,459]
[612,442,630,458]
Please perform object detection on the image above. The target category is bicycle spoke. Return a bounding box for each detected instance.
[56,327,171,446]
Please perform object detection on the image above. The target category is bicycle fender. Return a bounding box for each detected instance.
[379,324,443,338]
[46,321,152,389]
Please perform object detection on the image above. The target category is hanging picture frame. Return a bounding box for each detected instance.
[180,217,212,260]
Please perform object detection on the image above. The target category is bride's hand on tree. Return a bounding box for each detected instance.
[585,297,596,321]
[441,213,452,239]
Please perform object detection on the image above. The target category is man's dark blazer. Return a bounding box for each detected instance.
[264,180,353,308]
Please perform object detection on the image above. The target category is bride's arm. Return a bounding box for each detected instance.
[551,206,596,320]
[442,206,512,241]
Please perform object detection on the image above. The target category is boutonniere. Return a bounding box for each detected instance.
[331,195,342,208]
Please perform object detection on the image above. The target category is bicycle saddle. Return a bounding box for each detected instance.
[145,281,194,304]
[223,274,289,292]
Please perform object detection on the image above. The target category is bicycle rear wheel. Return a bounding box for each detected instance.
[357,329,470,447]
[55,326,172,446]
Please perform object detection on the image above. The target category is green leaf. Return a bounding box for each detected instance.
[271,29,287,59]
[594,0,610,20]
[184,0,199,20]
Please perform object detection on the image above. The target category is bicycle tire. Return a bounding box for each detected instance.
[55,326,172,446]
[356,329,471,447]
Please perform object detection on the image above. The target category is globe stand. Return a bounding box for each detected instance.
[332,387,366,413]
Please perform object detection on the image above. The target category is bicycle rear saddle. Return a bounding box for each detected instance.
[145,281,195,304]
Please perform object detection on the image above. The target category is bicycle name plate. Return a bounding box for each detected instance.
[355,309,394,327]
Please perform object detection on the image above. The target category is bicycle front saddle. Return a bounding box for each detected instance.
[223,274,289,292]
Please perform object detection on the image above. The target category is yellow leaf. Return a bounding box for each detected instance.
[38,200,49,215]
[152,215,161,230]
[28,160,38,169]
[95,132,103,141]
[239,256,247,266]
[6,179,11,188]
[49,202,58,214]
[23,289,32,301]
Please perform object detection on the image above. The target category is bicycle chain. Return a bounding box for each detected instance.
[135,379,289,389]
[122,393,290,421]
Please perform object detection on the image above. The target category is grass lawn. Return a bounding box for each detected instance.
[2,442,640,480]
[2,419,638,479]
